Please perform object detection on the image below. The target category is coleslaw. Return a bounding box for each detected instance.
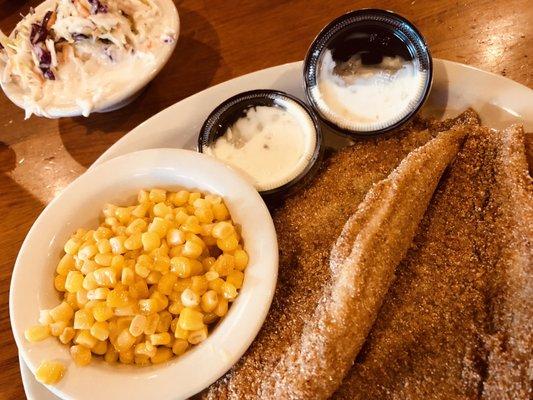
[0,0,177,118]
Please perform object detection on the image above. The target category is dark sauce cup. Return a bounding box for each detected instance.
[303,9,433,136]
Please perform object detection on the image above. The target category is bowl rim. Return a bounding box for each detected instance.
[0,0,180,118]
[9,148,278,400]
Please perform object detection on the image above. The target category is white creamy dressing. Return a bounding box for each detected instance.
[0,0,177,118]
[312,50,427,131]
[205,105,317,192]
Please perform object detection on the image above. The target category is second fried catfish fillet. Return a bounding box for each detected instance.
[261,128,467,399]
[334,125,532,400]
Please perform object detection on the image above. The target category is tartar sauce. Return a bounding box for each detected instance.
[312,50,428,131]
[205,105,317,192]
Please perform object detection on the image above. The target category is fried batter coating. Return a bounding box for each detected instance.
[333,125,532,400]
[261,128,467,399]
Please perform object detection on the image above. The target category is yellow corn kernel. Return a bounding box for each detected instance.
[217,235,239,252]
[141,231,160,252]
[195,207,214,224]
[115,207,131,225]
[172,190,188,206]
[80,260,98,275]
[124,233,142,251]
[156,311,172,332]
[119,349,134,364]
[54,274,66,292]
[132,201,150,218]
[174,209,189,226]
[94,226,112,240]
[146,271,162,284]
[126,218,147,235]
[170,256,192,278]
[186,192,201,205]
[153,202,172,217]
[105,345,119,363]
[82,272,98,291]
[65,270,84,293]
[87,287,109,301]
[107,288,131,307]
[50,302,74,322]
[234,249,249,270]
[35,360,65,384]
[96,238,112,255]
[121,267,135,285]
[74,310,94,329]
[111,254,125,270]
[215,298,228,317]
[142,313,159,335]
[93,303,114,322]
[205,194,222,205]
[150,332,171,346]
[38,309,54,326]
[182,240,203,259]
[135,341,156,358]
[227,270,245,289]
[134,260,151,279]
[103,204,117,218]
[134,355,151,366]
[104,216,119,227]
[221,281,238,300]
[205,270,219,282]
[188,326,208,345]
[138,299,158,315]
[64,292,79,311]
[93,267,117,287]
[208,278,224,294]
[191,275,209,295]
[166,228,185,247]
[90,321,109,341]
[153,255,170,274]
[178,308,204,331]
[109,236,127,255]
[56,254,75,275]
[75,330,97,349]
[151,291,169,311]
[70,344,92,366]
[174,323,189,339]
[137,189,149,203]
[49,321,67,337]
[64,237,82,255]
[201,290,219,313]
[59,327,75,344]
[214,254,235,276]
[172,339,189,356]
[94,253,113,267]
[148,217,168,238]
[25,325,50,342]
[212,221,234,239]
[78,244,97,261]
[92,340,108,355]
[169,299,184,315]
[158,273,178,295]
[203,312,218,324]
[132,279,150,299]
[182,216,202,234]
[116,329,136,352]
[128,314,146,337]
[116,316,134,331]
[149,188,166,203]
[151,347,173,364]
[180,288,200,307]
[212,202,230,221]
[114,304,138,316]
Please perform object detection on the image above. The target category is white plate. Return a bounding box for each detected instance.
[19,59,533,399]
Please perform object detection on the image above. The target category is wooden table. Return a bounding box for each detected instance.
[0,0,530,398]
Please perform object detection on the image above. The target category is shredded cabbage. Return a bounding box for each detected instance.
[0,0,171,118]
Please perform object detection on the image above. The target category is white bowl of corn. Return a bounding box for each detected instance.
[9,148,278,400]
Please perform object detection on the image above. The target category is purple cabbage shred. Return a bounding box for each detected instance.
[72,33,89,41]
[88,0,108,15]
[30,10,53,45]
[33,44,55,80]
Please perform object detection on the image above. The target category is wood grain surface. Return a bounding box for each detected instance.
[0,1,531,398]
